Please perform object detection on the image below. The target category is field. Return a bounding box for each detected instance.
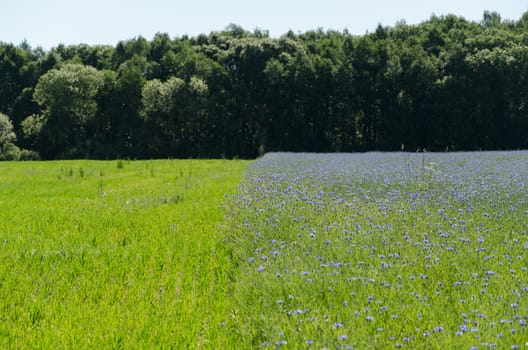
[225,152,528,349]
[0,159,249,348]
[1,153,527,349]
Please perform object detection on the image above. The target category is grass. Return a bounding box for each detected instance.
[0,159,249,348]
[1,153,527,349]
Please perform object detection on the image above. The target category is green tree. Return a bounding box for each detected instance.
[113,36,150,68]
[0,113,16,145]
[0,43,37,118]
[90,69,119,158]
[31,63,103,158]
[112,56,148,157]
[141,77,185,156]
[0,112,20,160]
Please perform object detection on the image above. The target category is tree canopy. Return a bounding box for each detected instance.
[1,11,528,159]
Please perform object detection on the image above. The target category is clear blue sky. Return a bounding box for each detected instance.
[2,0,527,49]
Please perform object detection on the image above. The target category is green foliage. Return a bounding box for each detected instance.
[33,63,102,125]
[0,112,40,160]
[20,114,45,141]
[0,113,16,145]
[188,76,208,96]
[0,142,20,160]
[18,148,40,160]
[32,64,103,158]
[0,113,24,160]
[141,77,185,120]
[2,10,528,159]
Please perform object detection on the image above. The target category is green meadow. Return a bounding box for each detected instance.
[1,153,527,349]
[0,159,249,348]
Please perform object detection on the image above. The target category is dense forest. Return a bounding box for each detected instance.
[1,11,528,159]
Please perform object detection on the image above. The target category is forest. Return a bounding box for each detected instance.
[1,11,528,160]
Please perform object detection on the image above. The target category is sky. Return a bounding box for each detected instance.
[2,0,527,50]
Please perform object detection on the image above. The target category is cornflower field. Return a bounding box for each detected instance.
[225,152,528,349]
[1,153,527,348]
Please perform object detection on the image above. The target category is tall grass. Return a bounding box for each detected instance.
[0,159,249,348]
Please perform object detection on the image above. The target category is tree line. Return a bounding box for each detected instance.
[1,11,528,160]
